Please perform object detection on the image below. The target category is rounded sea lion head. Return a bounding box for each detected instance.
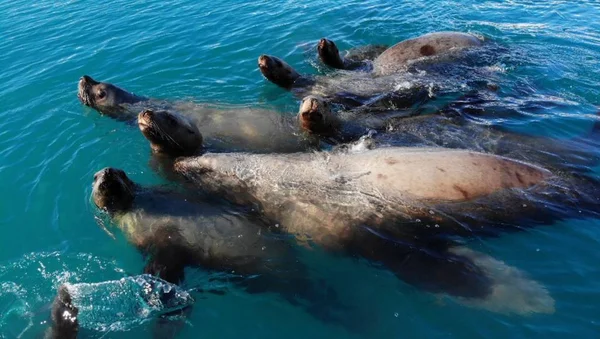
[77,75,141,114]
[138,109,203,156]
[317,38,345,69]
[297,95,335,134]
[92,167,136,213]
[257,55,301,89]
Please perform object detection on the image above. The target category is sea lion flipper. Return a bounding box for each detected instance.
[142,226,192,284]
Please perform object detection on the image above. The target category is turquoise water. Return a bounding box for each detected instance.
[1,0,600,337]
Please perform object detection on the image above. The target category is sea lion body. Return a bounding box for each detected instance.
[174,147,550,245]
[373,32,482,76]
[92,168,290,282]
[173,148,561,311]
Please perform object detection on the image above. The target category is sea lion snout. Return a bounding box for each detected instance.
[258,55,271,70]
[298,96,332,133]
[137,109,154,129]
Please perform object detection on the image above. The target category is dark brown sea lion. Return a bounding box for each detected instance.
[90,167,350,326]
[136,108,319,155]
[317,38,388,70]
[44,286,78,339]
[258,54,432,109]
[77,75,147,119]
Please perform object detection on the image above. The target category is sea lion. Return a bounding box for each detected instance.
[77,75,148,119]
[317,32,481,73]
[136,108,318,155]
[45,286,78,339]
[78,76,319,153]
[172,148,567,312]
[90,167,347,325]
[258,54,432,109]
[298,95,600,172]
[373,31,482,76]
[317,38,388,70]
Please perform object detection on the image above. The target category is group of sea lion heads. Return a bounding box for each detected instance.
[48,31,600,337]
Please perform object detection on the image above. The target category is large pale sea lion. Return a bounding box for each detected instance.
[317,32,482,73]
[78,76,318,153]
[298,95,600,172]
[168,147,599,313]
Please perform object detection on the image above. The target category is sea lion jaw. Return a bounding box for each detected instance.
[92,167,135,213]
[317,38,345,69]
[297,95,334,134]
[257,55,301,89]
[137,109,203,156]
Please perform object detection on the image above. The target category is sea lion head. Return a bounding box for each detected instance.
[48,285,79,339]
[317,38,345,69]
[138,109,203,156]
[298,95,336,134]
[92,167,136,213]
[258,55,301,89]
[77,75,141,114]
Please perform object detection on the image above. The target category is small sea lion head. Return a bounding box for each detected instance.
[138,109,203,156]
[92,167,136,213]
[77,75,138,114]
[49,285,79,339]
[317,38,345,69]
[298,95,335,134]
[257,55,300,89]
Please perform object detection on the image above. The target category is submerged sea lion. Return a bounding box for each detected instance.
[172,148,567,312]
[78,76,318,153]
[317,38,388,70]
[90,167,347,325]
[298,95,600,172]
[317,32,481,73]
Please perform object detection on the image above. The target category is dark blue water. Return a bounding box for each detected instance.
[1,0,600,337]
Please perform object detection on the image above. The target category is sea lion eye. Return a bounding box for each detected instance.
[97,90,106,99]
[166,114,177,125]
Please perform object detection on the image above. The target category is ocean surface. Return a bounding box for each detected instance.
[1,0,600,338]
